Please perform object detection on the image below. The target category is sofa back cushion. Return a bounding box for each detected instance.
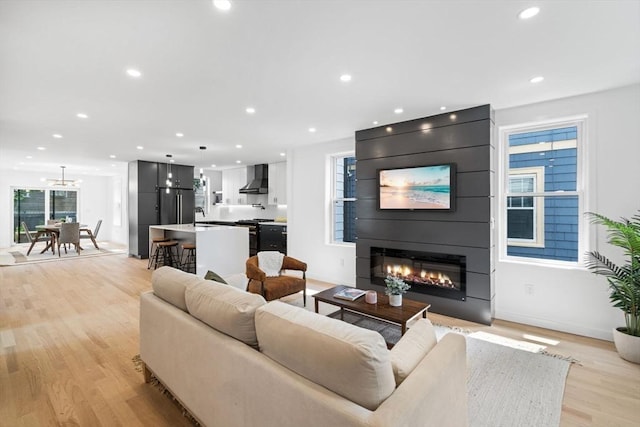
[185,281,266,349]
[152,266,202,312]
[389,318,438,385]
[255,301,395,410]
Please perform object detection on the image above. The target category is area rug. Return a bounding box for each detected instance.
[330,310,571,427]
[0,242,127,266]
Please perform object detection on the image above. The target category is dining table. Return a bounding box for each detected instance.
[34,223,88,255]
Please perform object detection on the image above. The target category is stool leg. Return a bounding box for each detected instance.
[148,243,156,269]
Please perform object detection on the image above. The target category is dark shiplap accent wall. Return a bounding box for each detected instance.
[355,105,495,324]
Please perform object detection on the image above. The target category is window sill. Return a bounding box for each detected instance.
[498,256,587,271]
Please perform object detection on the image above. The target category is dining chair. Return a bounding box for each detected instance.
[57,222,81,256]
[80,219,102,249]
[22,221,52,255]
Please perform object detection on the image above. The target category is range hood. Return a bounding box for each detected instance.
[239,164,269,194]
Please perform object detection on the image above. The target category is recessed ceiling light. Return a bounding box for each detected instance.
[386,127,393,132]
[52,133,63,139]
[235,144,242,149]
[340,74,352,82]
[111,164,116,167]
[394,108,403,114]
[280,152,286,157]
[213,0,231,11]
[109,154,116,159]
[76,113,89,119]
[530,76,544,83]
[236,160,241,164]
[169,159,175,163]
[136,146,144,150]
[126,68,142,78]
[176,132,184,137]
[308,127,316,133]
[245,107,256,114]
[26,155,32,159]
[450,114,457,120]
[372,121,378,125]
[518,7,540,20]
[440,106,446,111]
[37,146,46,150]
[211,164,216,168]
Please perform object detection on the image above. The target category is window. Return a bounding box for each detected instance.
[12,187,79,243]
[501,118,585,263]
[331,154,356,244]
[507,167,545,246]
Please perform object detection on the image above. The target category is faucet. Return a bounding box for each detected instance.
[195,207,205,217]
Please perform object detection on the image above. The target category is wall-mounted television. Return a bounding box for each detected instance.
[378,164,455,211]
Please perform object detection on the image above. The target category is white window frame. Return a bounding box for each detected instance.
[498,115,588,266]
[328,152,356,246]
[507,167,545,248]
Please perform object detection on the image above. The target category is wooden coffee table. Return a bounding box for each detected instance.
[313,285,431,336]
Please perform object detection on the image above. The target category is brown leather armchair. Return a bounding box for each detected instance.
[245,255,307,306]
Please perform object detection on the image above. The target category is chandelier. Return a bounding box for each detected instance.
[47,166,80,187]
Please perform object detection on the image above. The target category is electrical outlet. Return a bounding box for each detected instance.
[524,284,534,295]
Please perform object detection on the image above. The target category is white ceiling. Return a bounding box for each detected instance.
[1,0,639,178]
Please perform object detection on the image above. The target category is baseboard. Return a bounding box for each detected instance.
[495,310,614,342]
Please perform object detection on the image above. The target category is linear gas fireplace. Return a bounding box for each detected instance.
[370,247,467,301]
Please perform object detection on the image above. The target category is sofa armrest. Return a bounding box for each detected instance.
[371,333,468,427]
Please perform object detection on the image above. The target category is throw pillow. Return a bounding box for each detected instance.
[204,270,227,284]
[390,318,438,385]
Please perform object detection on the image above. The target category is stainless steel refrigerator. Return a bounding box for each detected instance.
[158,187,195,225]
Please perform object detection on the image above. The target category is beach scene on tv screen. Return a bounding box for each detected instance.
[379,165,451,209]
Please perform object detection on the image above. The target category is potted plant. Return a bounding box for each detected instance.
[586,210,640,364]
[384,275,411,307]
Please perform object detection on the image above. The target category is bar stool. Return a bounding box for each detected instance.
[153,240,180,269]
[180,242,196,274]
[148,236,169,269]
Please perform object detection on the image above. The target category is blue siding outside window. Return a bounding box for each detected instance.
[507,126,579,262]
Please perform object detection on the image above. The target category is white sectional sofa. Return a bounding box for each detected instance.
[140,266,468,427]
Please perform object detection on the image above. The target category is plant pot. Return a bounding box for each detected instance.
[612,327,640,364]
[389,294,402,307]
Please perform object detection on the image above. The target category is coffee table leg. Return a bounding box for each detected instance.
[340,308,344,321]
[402,322,407,335]
[314,299,319,313]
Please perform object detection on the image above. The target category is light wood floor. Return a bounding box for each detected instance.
[1,254,638,426]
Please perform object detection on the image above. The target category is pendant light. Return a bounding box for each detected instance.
[165,154,173,194]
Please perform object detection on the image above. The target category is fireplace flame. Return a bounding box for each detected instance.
[384,264,455,289]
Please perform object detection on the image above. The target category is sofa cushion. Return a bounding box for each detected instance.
[152,266,202,312]
[255,301,395,410]
[390,318,438,385]
[185,280,266,349]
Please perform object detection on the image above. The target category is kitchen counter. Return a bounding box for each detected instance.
[149,224,249,276]
[258,221,287,226]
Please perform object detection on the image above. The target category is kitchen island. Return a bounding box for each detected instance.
[149,224,249,277]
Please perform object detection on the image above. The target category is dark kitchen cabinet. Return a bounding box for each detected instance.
[259,223,287,254]
[158,163,194,189]
[129,160,159,259]
[129,160,195,259]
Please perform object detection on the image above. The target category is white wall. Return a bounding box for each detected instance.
[288,137,356,285]
[494,84,640,340]
[0,169,129,248]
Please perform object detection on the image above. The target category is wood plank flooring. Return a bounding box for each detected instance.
[1,254,639,426]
